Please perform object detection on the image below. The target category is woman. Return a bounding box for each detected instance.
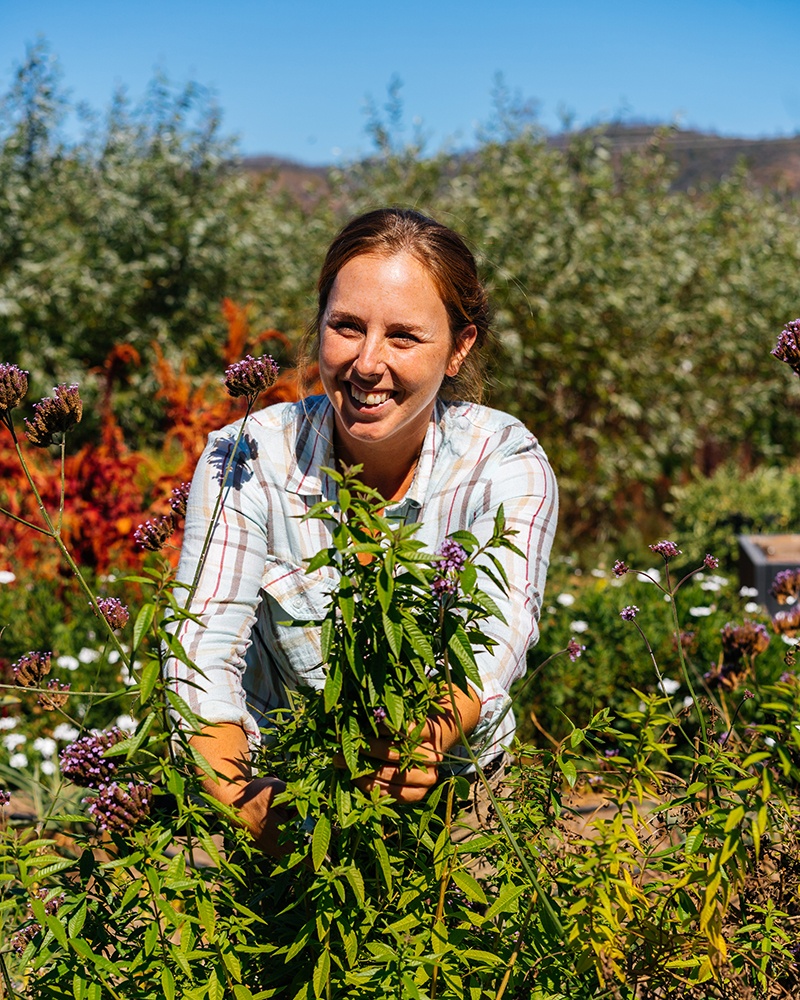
[171,208,558,856]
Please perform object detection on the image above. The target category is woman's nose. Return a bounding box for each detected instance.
[352,331,386,378]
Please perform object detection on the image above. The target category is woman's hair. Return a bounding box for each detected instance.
[298,208,493,403]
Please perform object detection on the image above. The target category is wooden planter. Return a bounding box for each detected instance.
[737,533,800,615]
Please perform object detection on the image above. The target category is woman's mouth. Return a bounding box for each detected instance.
[347,384,395,407]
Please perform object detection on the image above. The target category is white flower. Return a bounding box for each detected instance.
[700,575,729,592]
[556,593,575,607]
[3,733,26,751]
[659,677,681,696]
[744,602,761,614]
[40,760,55,776]
[115,714,137,733]
[764,736,776,747]
[78,647,101,664]
[739,586,759,598]
[637,568,662,584]
[108,650,121,665]
[682,696,694,708]
[120,664,137,687]
[52,723,79,742]
[782,636,800,646]
[590,568,606,578]
[689,606,713,617]
[9,753,28,769]
[33,737,57,758]
[664,594,672,602]
[571,620,589,633]
[56,655,80,672]
[0,570,15,585]
[0,717,18,731]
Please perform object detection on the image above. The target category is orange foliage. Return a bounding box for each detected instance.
[0,301,301,577]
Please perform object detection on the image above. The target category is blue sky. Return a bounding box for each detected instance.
[2,0,799,165]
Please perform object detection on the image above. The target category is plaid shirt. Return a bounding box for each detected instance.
[169,395,558,768]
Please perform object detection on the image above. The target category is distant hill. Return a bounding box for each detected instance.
[241,125,800,197]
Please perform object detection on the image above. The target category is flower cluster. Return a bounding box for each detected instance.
[770,568,800,605]
[771,319,800,377]
[566,637,585,662]
[88,781,152,835]
[0,363,29,413]
[649,540,681,561]
[0,788,10,806]
[169,481,192,518]
[431,539,467,598]
[372,706,387,723]
[38,679,70,711]
[12,650,52,687]
[773,606,800,638]
[24,383,83,446]
[10,890,64,955]
[95,596,130,631]
[620,605,639,621]
[60,727,126,787]
[705,620,771,690]
[224,354,279,400]
[704,553,719,570]
[134,513,176,551]
[612,560,628,578]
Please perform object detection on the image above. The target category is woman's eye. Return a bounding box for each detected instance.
[391,331,418,343]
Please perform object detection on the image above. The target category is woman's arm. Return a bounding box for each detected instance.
[190,723,290,855]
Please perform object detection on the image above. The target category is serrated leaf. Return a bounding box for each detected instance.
[384,688,404,731]
[485,884,526,919]
[339,579,355,629]
[312,948,330,997]
[374,836,393,894]
[324,663,342,713]
[401,614,435,666]
[382,611,403,659]
[345,867,365,904]
[448,625,482,688]
[138,657,160,704]
[166,690,205,731]
[451,868,488,905]
[161,966,175,1000]
[132,602,156,650]
[320,616,334,663]
[312,813,331,871]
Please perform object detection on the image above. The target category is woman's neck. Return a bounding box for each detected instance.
[333,432,422,503]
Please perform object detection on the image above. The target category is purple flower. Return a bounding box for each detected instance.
[0,788,10,806]
[169,482,192,519]
[133,513,176,551]
[771,319,800,377]
[95,597,129,631]
[0,364,29,412]
[743,689,754,700]
[372,706,387,723]
[649,540,681,561]
[566,637,585,662]
[224,354,279,400]
[588,774,603,787]
[24,384,83,446]
[620,605,639,621]
[431,575,458,598]
[437,539,467,574]
[88,781,152,835]
[704,554,719,570]
[612,560,629,578]
[60,728,125,787]
[12,650,52,687]
[718,730,730,745]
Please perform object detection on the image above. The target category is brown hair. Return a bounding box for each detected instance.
[298,208,493,403]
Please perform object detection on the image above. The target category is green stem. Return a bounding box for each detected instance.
[667,590,708,746]
[429,777,456,1000]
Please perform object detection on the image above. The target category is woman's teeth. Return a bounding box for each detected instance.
[350,386,392,406]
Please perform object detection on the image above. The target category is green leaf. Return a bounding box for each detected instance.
[345,867,365,904]
[138,657,161,704]
[374,835,393,894]
[133,602,156,650]
[312,948,331,997]
[451,868,488,905]
[323,663,342,713]
[166,690,205,731]
[382,611,403,659]
[684,827,705,855]
[401,614,435,666]
[557,757,578,787]
[448,625,482,688]
[485,884,526,919]
[320,616,334,663]
[339,578,355,629]
[161,966,176,1000]
[384,688,405,731]
[312,813,331,871]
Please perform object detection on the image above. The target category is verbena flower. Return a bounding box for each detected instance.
[770,568,800,605]
[134,513,175,551]
[721,620,770,659]
[771,319,800,377]
[649,540,681,560]
[38,680,70,710]
[95,597,129,631]
[224,354,279,399]
[0,788,10,806]
[431,539,467,599]
[620,605,639,621]
[773,606,800,637]
[60,728,126,787]
[704,553,719,570]
[566,637,585,662]
[372,706,387,723]
[88,781,152,835]
[12,651,52,687]
[0,363,29,412]
[24,384,83,446]
[612,560,628,578]
[169,481,192,519]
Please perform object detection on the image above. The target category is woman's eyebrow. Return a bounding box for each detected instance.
[325,310,362,326]
[326,309,427,335]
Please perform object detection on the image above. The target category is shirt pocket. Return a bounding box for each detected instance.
[260,556,337,622]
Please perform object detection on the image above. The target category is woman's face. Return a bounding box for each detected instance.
[319,251,475,466]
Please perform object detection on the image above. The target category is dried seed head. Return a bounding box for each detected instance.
[12,650,52,687]
[88,781,152,835]
[24,384,83,446]
[771,319,800,377]
[224,354,279,399]
[770,568,800,605]
[0,364,29,412]
[133,513,176,551]
[95,597,129,631]
[38,679,70,710]
[169,481,192,519]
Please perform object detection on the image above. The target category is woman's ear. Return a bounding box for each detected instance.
[446,325,478,377]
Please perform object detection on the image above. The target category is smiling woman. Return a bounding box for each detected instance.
[170,208,558,856]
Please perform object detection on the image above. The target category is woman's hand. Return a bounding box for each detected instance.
[190,723,291,857]
[354,686,481,804]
